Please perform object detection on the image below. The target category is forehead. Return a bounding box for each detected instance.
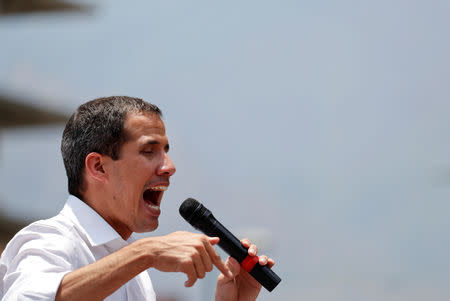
[123,112,166,141]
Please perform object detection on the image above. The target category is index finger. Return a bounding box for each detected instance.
[205,238,233,278]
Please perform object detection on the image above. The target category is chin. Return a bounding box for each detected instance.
[136,220,159,233]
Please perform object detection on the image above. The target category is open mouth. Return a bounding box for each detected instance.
[143,186,168,209]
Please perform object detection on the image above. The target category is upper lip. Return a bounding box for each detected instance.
[145,181,170,190]
[151,181,169,187]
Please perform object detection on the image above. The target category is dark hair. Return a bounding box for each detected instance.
[61,96,162,200]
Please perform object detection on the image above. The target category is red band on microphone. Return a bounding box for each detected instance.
[241,255,259,272]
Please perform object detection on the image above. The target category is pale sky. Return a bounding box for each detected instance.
[1,1,450,300]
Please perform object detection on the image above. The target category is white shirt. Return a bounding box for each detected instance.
[0,195,156,301]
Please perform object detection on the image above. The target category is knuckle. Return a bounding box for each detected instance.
[192,252,200,261]
[181,258,193,267]
[188,248,198,257]
[194,242,203,251]
[213,253,221,262]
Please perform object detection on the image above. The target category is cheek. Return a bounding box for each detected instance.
[136,159,159,175]
[112,167,139,198]
[117,160,144,181]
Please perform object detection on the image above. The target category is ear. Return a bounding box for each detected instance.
[85,152,107,183]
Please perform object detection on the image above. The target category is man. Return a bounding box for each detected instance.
[0,96,274,300]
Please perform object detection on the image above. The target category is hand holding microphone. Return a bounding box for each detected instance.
[179,198,281,292]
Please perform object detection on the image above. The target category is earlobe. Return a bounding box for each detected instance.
[85,152,106,182]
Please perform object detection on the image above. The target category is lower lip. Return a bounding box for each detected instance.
[144,201,161,217]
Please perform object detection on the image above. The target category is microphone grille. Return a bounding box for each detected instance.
[179,198,201,222]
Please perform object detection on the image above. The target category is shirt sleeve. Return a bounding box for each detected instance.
[1,224,75,301]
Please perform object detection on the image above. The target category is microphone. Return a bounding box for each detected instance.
[179,198,281,292]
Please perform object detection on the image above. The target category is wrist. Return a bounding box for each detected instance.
[129,237,156,270]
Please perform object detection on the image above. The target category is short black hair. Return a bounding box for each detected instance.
[61,96,162,200]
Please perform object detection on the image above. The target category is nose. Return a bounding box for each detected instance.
[157,153,176,176]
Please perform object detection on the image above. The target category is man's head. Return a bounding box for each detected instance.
[62,96,164,199]
[61,96,176,237]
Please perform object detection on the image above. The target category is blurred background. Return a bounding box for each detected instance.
[1,0,450,300]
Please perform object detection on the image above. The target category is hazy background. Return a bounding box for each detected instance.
[1,1,450,300]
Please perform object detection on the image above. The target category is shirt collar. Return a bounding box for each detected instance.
[62,195,131,247]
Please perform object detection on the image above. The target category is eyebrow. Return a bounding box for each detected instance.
[142,140,170,151]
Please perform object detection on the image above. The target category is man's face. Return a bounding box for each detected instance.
[103,112,176,238]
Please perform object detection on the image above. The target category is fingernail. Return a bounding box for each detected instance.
[261,257,268,265]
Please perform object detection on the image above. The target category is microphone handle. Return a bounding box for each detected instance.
[194,211,281,292]
[200,213,249,262]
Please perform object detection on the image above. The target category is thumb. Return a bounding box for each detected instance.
[217,256,240,285]
[226,256,241,278]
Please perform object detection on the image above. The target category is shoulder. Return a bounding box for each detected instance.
[1,214,78,264]
[0,217,79,301]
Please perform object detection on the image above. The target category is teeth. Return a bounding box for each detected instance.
[148,186,168,191]
[146,202,160,209]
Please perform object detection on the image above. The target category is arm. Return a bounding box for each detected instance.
[55,239,150,301]
[56,231,232,300]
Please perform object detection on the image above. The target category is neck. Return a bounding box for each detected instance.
[83,190,132,240]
